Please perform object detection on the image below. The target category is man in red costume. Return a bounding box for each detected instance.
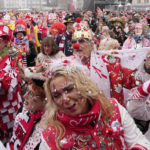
[72,20,136,106]
[0,24,22,144]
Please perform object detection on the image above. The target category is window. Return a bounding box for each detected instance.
[137,0,141,3]
[144,0,149,3]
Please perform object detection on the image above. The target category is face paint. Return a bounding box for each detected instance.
[50,76,89,116]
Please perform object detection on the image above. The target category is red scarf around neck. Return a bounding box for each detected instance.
[9,110,44,150]
[57,100,100,131]
[43,99,129,150]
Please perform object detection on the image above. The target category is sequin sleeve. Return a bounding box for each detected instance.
[118,102,150,149]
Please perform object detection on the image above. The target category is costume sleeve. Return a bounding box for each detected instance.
[121,66,137,89]
[118,102,150,149]
[127,99,150,121]
[126,80,150,121]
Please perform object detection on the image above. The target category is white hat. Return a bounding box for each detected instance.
[47,56,90,77]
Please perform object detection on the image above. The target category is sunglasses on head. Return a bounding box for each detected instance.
[72,38,89,44]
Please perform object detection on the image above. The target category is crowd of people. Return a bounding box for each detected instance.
[0,7,150,149]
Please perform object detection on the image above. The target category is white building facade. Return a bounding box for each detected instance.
[4,0,27,9]
[1,0,47,10]
[132,0,150,10]
[76,0,84,10]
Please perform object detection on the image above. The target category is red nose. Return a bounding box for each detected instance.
[17,35,21,39]
[73,43,80,49]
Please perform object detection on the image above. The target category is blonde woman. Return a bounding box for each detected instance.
[98,38,120,51]
[39,61,150,150]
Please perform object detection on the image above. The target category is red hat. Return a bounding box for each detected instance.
[25,14,33,20]
[50,22,66,34]
[0,25,10,41]
[14,19,27,36]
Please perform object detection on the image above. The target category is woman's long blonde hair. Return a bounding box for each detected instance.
[40,66,114,149]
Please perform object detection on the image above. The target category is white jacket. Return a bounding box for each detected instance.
[127,94,150,141]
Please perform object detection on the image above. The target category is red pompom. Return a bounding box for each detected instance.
[124,14,128,17]
[25,15,33,20]
[17,35,21,39]
[76,17,81,23]
[63,60,70,63]
[73,43,80,49]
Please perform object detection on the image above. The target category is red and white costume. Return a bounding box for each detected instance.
[0,55,22,144]
[90,52,136,106]
[127,79,150,141]
[39,99,150,149]
[7,105,44,150]
[90,48,150,106]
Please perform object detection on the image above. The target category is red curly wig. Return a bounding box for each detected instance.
[50,22,66,35]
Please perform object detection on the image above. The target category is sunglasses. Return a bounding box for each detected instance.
[72,38,90,44]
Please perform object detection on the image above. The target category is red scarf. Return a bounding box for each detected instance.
[57,100,100,131]
[43,99,128,150]
[9,110,44,150]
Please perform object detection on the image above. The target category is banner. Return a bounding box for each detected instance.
[90,48,150,102]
